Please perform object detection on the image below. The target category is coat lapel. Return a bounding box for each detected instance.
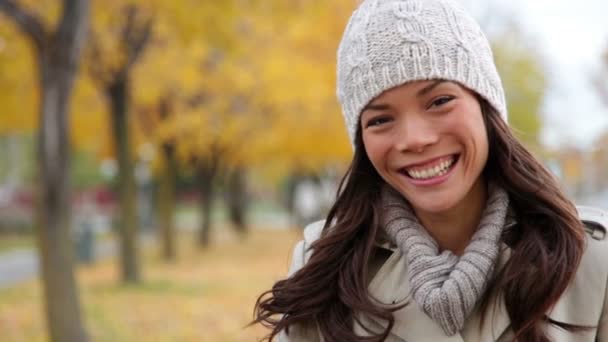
[364,242,513,341]
[365,248,465,342]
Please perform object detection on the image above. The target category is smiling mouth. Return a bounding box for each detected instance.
[401,154,460,180]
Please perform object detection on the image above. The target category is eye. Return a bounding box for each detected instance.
[429,96,454,108]
[365,115,392,128]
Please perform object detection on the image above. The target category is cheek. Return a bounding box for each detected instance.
[362,134,388,170]
[449,111,488,165]
[468,119,489,165]
[476,133,489,167]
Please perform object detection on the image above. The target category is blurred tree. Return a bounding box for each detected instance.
[243,1,354,222]
[156,97,178,260]
[87,3,153,283]
[147,1,357,239]
[0,0,89,341]
[136,1,252,248]
[66,0,358,250]
[491,29,546,149]
[248,1,354,175]
[225,165,248,236]
[135,94,178,260]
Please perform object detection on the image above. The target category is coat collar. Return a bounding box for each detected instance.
[363,241,513,341]
[358,208,608,340]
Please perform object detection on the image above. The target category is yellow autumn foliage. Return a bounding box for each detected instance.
[1,0,361,181]
[0,22,37,135]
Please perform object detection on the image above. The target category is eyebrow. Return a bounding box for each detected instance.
[362,80,448,112]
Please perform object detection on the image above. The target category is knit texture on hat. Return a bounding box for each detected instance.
[381,184,510,335]
[337,0,507,145]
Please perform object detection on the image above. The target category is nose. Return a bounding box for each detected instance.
[394,114,439,153]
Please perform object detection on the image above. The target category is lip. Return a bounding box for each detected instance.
[401,154,459,170]
[399,154,460,187]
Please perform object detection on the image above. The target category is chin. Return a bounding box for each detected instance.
[404,191,462,215]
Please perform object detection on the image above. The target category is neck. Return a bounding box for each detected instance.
[414,179,488,255]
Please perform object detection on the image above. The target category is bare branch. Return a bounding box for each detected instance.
[0,0,47,50]
[120,4,154,70]
[129,17,153,66]
[87,4,154,90]
[52,0,90,70]
[86,31,115,87]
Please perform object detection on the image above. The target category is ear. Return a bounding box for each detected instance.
[577,205,608,240]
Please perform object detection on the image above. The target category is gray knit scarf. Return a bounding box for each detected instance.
[381,184,510,336]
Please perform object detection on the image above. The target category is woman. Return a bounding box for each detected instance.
[254,0,608,341]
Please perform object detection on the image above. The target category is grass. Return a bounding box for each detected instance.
[0,226,302,341]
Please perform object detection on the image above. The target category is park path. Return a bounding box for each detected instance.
[0,210,293,289]
[0,240,116,289]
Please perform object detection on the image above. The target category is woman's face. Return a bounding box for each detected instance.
[360,80,488,214]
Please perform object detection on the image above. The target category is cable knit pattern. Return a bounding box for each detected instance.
[381,185,510,335]
[337,0,507,146]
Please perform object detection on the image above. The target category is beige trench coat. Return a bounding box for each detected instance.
[279,206,608,342]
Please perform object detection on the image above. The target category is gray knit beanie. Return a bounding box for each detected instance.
[337,0,507,145]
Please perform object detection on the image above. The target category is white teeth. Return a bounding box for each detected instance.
[405,156,456,180]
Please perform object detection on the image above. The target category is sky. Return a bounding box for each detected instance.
[464,0,608,149]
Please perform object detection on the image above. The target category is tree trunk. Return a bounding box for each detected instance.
[226,166,248,236]
[196,161,216,248]
[86,3,152,283]
[158,143,177,260]
[5,0,92,340]
[36,53,89,342]
[284,171,303,226]
[108,75,140,283]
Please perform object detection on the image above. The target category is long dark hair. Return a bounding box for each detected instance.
[253,98,586,341]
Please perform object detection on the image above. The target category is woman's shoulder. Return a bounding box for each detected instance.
[577,206,608,267]
[286,220,327,277]
[303,220,327,245]
[533,206,608,328]
[578,206,608,242]
[576,205,608,269]
[567,206,608,292]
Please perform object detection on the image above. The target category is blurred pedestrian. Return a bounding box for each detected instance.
[254,0,608,341]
